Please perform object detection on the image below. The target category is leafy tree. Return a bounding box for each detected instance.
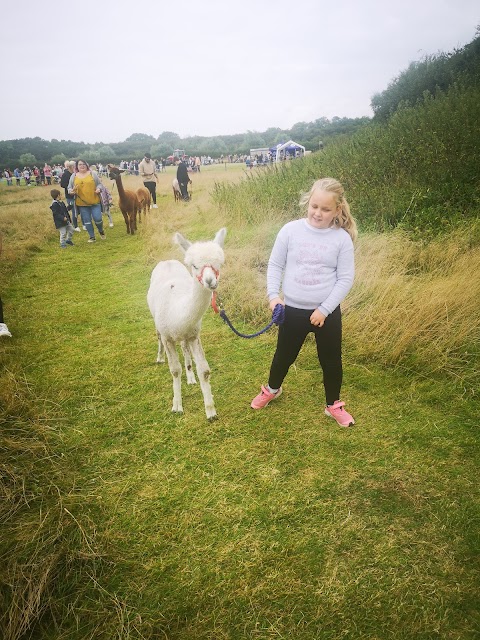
[0,141,15,167]
[243,131,266,149]
[290,121,309,139]
[183,136,205,155]
[97,145,117,161]
[51,153,67,165]
[274,131,290,144]
[263,127,282,145]
[197,138,228,154]
[125,133,155,143]
[156,131,181,146]
[151,143,172,158]
[83,148,101,163]
[19,153,36,165]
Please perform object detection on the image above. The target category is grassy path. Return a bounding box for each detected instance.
[1,173,479,639]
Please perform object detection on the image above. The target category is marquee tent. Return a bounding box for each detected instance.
[270,140,306,162]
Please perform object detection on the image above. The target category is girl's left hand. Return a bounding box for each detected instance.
[95,188,101,194]
[310,309,326,327]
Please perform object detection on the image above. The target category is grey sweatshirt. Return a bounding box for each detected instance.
[267,219,354,317]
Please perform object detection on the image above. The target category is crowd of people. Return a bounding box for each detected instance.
[3,163,65,186]
[113,155,211,175]
[1,153,283,187]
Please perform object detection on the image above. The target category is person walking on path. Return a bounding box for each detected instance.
[139,153,158,208]
[250,177,357,427]
[68,160,106,243]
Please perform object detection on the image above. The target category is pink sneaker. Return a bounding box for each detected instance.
[325,400,355,427]
[251,385,282,409]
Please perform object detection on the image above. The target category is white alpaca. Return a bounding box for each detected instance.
[147,228,227,420]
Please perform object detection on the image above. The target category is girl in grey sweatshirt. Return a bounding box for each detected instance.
[251,177,357,427]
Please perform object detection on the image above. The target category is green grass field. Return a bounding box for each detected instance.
[1,165,479,639]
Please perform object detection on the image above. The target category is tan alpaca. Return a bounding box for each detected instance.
[136,186,151,221]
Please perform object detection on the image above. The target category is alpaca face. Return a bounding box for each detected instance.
[194,264,220,291]
[185,243,225,291]
[107,166,124,180]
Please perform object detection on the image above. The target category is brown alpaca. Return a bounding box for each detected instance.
[136,186,151,221]
[108,165,138,234]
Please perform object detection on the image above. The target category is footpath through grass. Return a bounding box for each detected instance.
[1,170,479,639]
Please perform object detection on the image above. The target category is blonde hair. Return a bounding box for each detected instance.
[299,177,357,241]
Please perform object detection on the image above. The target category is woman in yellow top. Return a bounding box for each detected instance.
[68,160,106,243]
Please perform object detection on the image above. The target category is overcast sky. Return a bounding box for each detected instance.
[0,0,477,144]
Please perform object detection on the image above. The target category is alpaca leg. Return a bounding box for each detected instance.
[156,331,165,363]
[163,338,183,413]
[122,210,130,234]
[181,341,196,384]
[189,337,216,420]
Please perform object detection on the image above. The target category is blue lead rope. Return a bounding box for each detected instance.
[219,303,285,339]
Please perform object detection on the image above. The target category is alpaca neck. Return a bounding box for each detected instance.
[115,175,127,201]
[186,278,213,320]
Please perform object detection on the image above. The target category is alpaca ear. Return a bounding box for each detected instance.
[214,227,227,248]
[174,232,191,254]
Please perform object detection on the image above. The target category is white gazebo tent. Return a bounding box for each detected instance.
[273,140,306,162]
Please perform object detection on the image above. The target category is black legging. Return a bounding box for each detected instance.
[144,181,156,205]
[268,305,343,405]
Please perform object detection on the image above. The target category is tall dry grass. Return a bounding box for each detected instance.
[345,226,480,387]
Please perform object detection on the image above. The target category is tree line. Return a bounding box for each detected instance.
[0,117,369,171]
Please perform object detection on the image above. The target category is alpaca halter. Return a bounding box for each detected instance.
[196,265,220,287]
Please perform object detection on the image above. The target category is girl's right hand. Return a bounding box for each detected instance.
[269,297,284,312]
